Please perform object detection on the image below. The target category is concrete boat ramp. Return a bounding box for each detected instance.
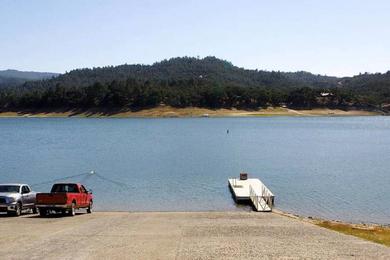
[228,174,275,211]
[1,212,389,259]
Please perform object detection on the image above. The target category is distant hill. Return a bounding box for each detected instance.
[0,69,59,80]
[21,57,339,90]
[0,69,59,88]
[0,57,389,111]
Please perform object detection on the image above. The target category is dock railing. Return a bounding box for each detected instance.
[249,185,274,211]
[231,178,243,188]
[232,178,236,187]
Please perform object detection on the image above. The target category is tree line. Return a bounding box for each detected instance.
[0,77,375,111]
[0,57,389,111]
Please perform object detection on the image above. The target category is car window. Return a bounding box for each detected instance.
[0,185,20,193]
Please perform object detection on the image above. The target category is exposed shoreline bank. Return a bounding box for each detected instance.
[0,106,382,118]
[273,209,390,246]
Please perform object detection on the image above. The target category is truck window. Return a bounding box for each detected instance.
[81,185,88,193]
[22,186,30,194]
[0,185,20,193]
[51,184,79,193]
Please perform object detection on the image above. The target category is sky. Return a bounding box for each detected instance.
[1,0,389,76]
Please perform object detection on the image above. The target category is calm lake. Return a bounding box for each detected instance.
[0,117,389,224]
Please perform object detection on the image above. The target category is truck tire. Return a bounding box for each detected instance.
[10,202,22,217]
[68,202,76,216]
[39,209,47,217]
[87,201,93,214]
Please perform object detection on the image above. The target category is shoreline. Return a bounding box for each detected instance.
[272,209,390,246]
[94,209,388,226]
[93,208,390,246]
[2,208,387,246]
[114,209,389,246]
[272,209,389,226]
[0,106,382,118]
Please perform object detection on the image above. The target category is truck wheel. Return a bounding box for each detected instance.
[39,209,47,217]
[13,203,22,216]
[87,201,93,214]
[68,202,76,216]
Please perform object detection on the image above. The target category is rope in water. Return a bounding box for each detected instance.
[31,171,94,187]
[30,170,134,190]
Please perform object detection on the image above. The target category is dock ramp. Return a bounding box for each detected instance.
[228,175,274,212]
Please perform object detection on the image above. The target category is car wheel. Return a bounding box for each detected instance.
[87,201,93,214]
[68,202,76,216]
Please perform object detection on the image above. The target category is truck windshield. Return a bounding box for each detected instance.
[51,184,78,193]
[0,185,20,193]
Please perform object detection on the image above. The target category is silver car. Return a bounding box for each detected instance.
[0,184,37,216]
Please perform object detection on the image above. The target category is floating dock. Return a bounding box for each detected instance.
[228,174,275,212]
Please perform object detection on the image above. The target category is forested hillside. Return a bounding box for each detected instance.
[0,70,59,88]
[0,57,389,112]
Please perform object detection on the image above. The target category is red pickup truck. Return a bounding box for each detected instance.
[36,183,93,217]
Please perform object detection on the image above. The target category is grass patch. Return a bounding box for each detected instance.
[317,221,390,247]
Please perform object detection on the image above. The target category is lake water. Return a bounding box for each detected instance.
[0,117,389,224]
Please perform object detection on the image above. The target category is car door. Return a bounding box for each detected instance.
[21,186,31,207]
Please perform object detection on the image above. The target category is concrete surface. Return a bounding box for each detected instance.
[0,211,389,259]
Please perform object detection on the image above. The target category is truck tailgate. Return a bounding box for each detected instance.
[36,193,68,205]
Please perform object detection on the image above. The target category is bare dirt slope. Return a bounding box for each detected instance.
[0,106,380,118]
[0,212,388,259]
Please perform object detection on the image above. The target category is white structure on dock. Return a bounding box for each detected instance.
[228,173,275,212]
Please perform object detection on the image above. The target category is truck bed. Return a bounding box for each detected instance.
[36,193,68,205]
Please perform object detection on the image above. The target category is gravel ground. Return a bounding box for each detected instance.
[0,211,389,259]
